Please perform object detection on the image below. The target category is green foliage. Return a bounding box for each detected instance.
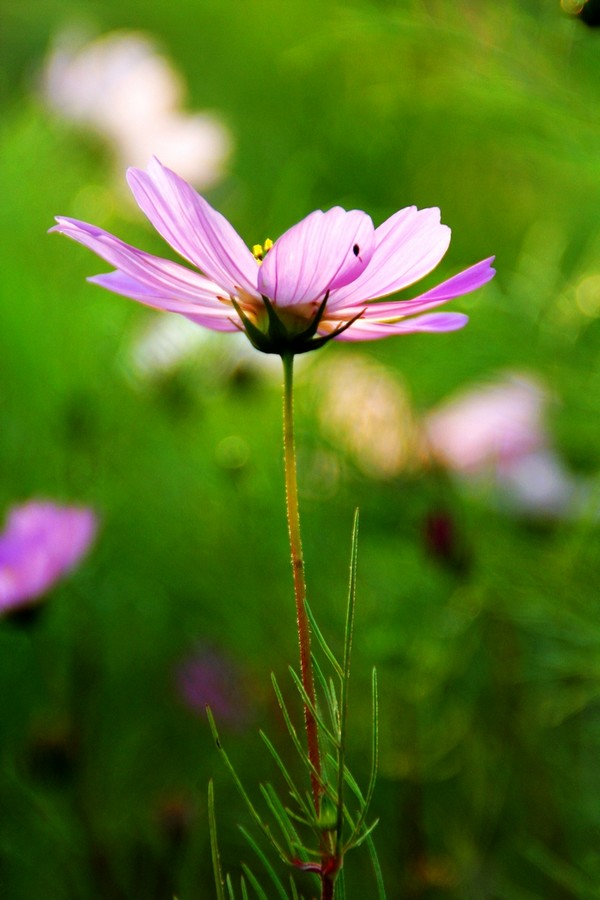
[207,516,381,896]
[1,0,600,897]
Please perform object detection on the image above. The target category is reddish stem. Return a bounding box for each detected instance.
[321,875,336,900]
[281,353,322,814]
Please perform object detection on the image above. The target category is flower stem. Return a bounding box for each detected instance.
[322,874,336,900]
[281,352,322,815]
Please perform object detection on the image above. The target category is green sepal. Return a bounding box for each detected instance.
[230,298,274,353]
[232,287,365,356]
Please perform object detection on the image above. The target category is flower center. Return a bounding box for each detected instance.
[251,239,273,264]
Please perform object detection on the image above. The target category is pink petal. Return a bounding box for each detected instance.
[51,218,230,315]
[333,257,496,320]
[127,158,259,297]
[183,312,240,332]
[330,312,469,342]
[257,207,375,307]
[327,207,451,309]
[89,271,235,325]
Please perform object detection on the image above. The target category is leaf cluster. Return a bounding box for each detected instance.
[207,512,385,899]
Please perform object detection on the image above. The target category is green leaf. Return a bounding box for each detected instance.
[239,826,290,900]
[336,508,360,855]
[350,818,380,849]
[328,677,341,733]
[522,841,597,896]
[366,833,387,900]
[241,864,270,900]
[208,779,227,900]
[226,874,236,900]
[207,707,289,864]
[288,665,340,747]
[336,865,347,900]
[259,783,301,854]
[344,667,379,850]
[259,730,314,823]
[305,599,343,679]
[270,675,325,795]
[311,654,341,736]
[282,806,319,832]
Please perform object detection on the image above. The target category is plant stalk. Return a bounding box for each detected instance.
[281,352,322,815]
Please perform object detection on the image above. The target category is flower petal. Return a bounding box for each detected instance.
[329,312,469,342]
[257,207,375,307]
[393,255,496,309]
[92,273,239,330]
[127,158,259,296]
[327,207,451,309]
[332,257,496,320]
[89,272,237,328]
[51,217,230,314]
[182,312,240,332]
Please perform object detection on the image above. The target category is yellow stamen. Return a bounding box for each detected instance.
[251,239,273,264]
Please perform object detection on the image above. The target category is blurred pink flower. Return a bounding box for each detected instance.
[424,373,580,517]
[0,501,97,614]
[42,31,231,187]
[176,646,251,729]
[424,374,546,474]
[51,157,494,352]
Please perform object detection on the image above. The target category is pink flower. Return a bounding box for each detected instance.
[0,501,97,614]
[424,374,546,474]
[424,374,580,518]
[51,158,494,353]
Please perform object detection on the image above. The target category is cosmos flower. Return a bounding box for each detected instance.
[51,158,495,353]
[0,501,97,615]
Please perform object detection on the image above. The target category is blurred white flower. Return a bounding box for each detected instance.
[497,449,578,517]
[129,315,209,379]
[127,317,282,385]
[42,29,231,187]
[316,354,421,479]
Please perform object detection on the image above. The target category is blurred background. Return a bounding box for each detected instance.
[2,0,600,896]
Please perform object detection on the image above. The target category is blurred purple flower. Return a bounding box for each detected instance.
[0,501,97,614]
[176,647,251,729]
[51,157,494,351]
